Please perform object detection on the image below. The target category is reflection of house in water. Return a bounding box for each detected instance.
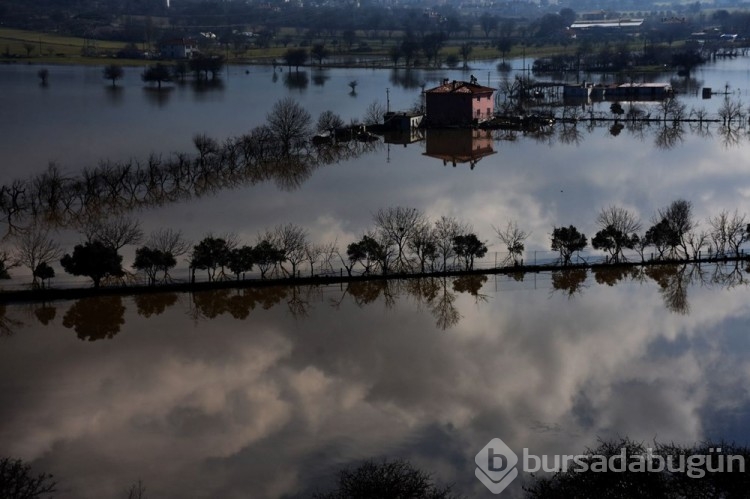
[423,129,496,169]
[382,128,424,145]
[381,111,425,145]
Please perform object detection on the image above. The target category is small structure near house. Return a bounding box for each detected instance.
[159,38,198,59]
[425,78,495,127]
[563,82,672,101]
[383,111,423,131]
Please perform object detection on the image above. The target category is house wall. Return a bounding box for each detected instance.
[161,43,196,59]
[471,93,494,121]
[426,92,494,126]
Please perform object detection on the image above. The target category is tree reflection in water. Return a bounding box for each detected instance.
[0,305,23,336]
[6,263,750,338]
[33,304,56,325]
[134,293,179,318]
[62,296,126,341]
[189,286,290,321]
[0,130,380,235]
[592,266,640,287]
[551,268,588,298]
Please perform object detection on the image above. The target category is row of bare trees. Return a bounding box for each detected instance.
[0,98,377,237]
[3,199,750,289]
[551,200,750,268]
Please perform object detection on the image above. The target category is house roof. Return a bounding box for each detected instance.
[425,80,495,95]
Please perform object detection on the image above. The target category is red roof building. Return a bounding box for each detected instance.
[425,79,495,127]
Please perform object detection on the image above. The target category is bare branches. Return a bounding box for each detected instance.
[82,215,143,251]
[373,207,427,273]
[13,229,61,287]
[708,209,747,257]
[0,456,57,499]
[493,220,529,265]
[146,228,191,258]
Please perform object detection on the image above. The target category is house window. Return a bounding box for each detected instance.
[476,96,480,102]
[476,109,481,117]
[487,108,491,116]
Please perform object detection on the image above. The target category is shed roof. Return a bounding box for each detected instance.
[425,80,495,95]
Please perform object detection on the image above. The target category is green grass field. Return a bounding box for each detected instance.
[0,27,134,64]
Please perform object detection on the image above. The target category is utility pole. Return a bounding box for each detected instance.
[386,87,390,113]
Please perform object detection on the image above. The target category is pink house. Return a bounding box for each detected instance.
[425,79,495,127]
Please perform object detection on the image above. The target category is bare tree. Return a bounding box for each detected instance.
[266,97,312,151]
[408,220,437,273]
[686,229,710,260]
[493,220,529,266]
[363,100,386,125]
[82,215,143,251]
[126,480,146,499]
[592,206,642,262]
[147,228,191,258]
[303,241,325,276]
[274,223,308,277]
[718,97,745,126]
[318,240,339,275]
[373,207,426,272]
[708,209,747,257]
[0,457,57,498]
[316,110,345,133]
[13,229,61,287]
[657,199,695,258]
[658,97,686,123]
[433,216,468,271]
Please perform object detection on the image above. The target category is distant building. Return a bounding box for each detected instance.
[563,82,673,101]
[569,18,644,29]
[425,79,495,127]
[159,38,198,59]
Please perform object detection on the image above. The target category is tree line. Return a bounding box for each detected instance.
[3,196,750,296]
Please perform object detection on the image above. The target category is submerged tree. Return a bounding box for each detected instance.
[103,64,124,87]
[60,240,124,287]
[133,246,176,285]
[13,228,61,288]
[551,225,587,265]
[267,97,312,151]
[452,233,487,271]
[190,236,233,282]
[494,220,528,266]
[347,235,383,275]
[373,206,427,273]
[316,110,345,133]
[253,239,286,279]
[141,63,172,89]
[227,245,255,280]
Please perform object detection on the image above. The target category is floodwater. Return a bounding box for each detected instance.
[2,58,750,496]
[1,265,750,497]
